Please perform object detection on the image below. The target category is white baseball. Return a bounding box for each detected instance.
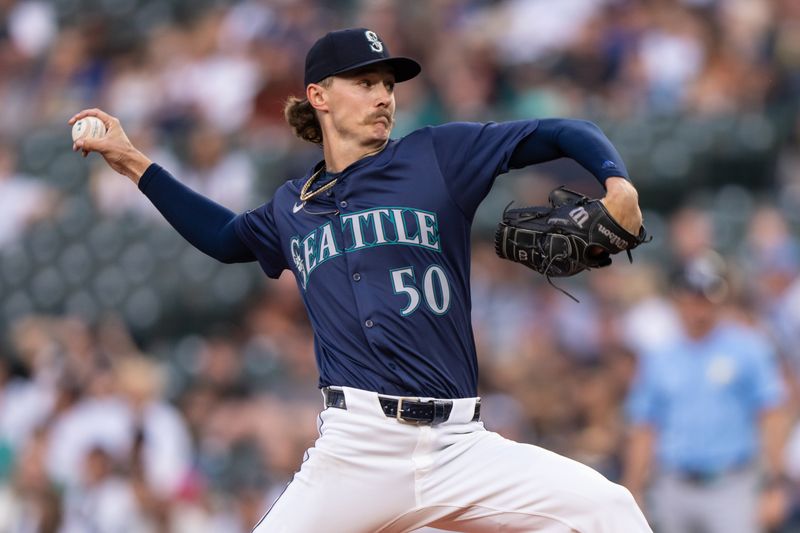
[71,116,107,142]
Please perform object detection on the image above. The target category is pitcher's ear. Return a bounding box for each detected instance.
[307,83,328,110]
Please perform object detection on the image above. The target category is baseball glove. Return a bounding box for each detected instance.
[494,186,649,294]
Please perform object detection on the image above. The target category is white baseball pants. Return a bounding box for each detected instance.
[253,387,652,533]
[649,468,760,533]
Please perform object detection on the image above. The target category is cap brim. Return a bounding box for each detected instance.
[330,56,421,83]
[670,272,728,302]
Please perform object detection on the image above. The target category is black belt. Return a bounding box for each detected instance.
[674,463,752,486]
[323,387,480,426]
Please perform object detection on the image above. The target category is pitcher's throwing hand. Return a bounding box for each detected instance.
[69,108,151,182]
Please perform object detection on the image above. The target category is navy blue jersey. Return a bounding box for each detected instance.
[235,121,539,398]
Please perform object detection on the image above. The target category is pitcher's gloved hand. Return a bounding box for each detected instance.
[494,186,650,287]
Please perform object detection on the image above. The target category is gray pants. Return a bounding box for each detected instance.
[649,467,760,533]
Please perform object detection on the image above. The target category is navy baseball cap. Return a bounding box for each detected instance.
[304,28,421,86]
[671,251,729,302]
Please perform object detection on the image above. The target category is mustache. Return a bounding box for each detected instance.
[366,111,394,126]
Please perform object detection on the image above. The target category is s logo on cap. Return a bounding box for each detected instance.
[365,30,384,53]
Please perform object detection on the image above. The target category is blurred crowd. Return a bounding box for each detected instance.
[1,0,800,531]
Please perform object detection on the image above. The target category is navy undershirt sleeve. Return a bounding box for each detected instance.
[138,163,255,264]
[509,118,629,184]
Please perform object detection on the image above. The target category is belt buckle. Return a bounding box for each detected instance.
[396,397,428,425]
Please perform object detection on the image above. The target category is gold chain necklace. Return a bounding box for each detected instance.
[299,165,335,202]
[299,142,389,202]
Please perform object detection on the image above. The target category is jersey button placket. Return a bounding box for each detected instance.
[336,181,374,335]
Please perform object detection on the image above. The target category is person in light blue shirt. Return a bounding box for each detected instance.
[623,251,788,533]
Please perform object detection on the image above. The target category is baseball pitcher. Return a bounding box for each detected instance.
[71,28,651,533]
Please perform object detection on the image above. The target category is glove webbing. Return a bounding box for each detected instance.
[497,220,581,302]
